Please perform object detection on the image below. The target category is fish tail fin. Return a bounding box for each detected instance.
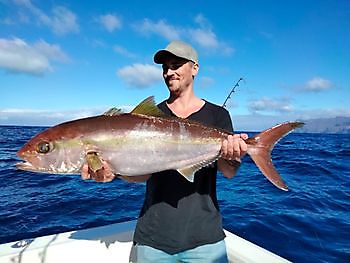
[246,121,304,191]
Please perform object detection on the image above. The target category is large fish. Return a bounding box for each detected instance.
[16,97,303,191]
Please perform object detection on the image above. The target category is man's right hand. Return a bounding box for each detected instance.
[81,160,115,182]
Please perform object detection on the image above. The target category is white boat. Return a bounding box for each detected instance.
[0,220,291,263]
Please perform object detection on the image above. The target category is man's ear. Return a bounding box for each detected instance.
[192,63,199,77]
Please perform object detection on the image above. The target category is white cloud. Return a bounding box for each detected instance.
[136,19,181,40]
[194,14,212,30]
[189,28,218,48]
[34,40,70,63]
[191,14,234,55]
[248,97,294,114]
[98,14,122,32]
[189,28,234,55]
[0,103,141,126]
[113,45,137,58]
[134,15,234,56]
[117,63,162,88]
[0,108,103,126]
[0,38,70,75]
[49,6,79,35]
[0,38,49,74]
[13,0,79,35]
[304,77,333,92]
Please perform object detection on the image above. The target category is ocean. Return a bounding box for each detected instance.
[0,125,349,262]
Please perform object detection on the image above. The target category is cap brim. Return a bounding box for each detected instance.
[153,50,174,64]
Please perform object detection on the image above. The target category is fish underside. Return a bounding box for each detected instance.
[16,97,304,191]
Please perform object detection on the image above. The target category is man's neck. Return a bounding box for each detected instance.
[166,91,205,118]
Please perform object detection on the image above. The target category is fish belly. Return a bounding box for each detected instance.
[97,134,221,176]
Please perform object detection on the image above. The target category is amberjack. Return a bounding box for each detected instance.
[16,97,304,191]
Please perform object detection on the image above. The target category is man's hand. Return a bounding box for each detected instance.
[81,160,151,183]
[221,133,248,161]
[218,133,248,178]
[81,160,115,182]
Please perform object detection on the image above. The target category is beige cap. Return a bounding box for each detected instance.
[154,40,199,64]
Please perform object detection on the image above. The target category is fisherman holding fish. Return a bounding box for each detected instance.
[16,40,302,262]
[87,41,248,262]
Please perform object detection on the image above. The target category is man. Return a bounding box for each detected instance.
[83,40,248,262]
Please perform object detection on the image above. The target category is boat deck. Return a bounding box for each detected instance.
[0,220,290,262]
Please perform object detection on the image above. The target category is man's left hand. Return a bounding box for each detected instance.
[221,133,248,161]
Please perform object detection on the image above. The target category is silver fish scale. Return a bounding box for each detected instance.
[94,121,222,176]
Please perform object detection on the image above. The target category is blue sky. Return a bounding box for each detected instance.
[0,0,349,131]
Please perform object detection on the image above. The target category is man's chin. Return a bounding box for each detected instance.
[166,82,178,90]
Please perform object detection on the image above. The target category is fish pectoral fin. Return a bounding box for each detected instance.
[86,152,104,173]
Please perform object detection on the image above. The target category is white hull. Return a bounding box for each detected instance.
[0,220,290,263]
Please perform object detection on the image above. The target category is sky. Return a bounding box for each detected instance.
[0,0,349,131]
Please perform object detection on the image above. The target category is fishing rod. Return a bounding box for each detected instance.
[222,77,244,108]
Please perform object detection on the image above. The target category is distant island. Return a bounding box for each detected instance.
[298,116,350,134]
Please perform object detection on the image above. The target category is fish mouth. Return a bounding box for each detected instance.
[16,161,52,173]
[16,161,39,172]
[16,161,82,174]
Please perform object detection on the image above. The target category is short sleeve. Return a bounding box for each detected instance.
[215,107,234,133]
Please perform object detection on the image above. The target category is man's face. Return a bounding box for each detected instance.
[162,56,198,94]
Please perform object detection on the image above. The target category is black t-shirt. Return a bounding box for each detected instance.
[133,100,234,254]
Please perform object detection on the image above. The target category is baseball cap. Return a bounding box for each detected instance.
[154,40,199,64]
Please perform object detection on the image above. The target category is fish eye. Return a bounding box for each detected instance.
[37,141,52,154]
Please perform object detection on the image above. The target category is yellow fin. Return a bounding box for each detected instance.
[177,167,197,182]
[86,152,103,172]
[131,96,166,117]
[103,96,165,117]
[178,163,207,182]
[177,156,219,182]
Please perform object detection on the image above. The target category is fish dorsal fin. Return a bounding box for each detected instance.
[131,96,166,117]
[103,107,124,116]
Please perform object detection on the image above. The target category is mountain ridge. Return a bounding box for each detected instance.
[298,116,350,134]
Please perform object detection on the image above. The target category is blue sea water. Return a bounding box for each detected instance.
[0,125,349,262]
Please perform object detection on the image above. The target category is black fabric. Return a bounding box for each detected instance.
[133,100,234,254]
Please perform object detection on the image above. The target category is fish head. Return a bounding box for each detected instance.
[16,125,86,174]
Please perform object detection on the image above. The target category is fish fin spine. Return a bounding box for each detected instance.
[103,107,123,116]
